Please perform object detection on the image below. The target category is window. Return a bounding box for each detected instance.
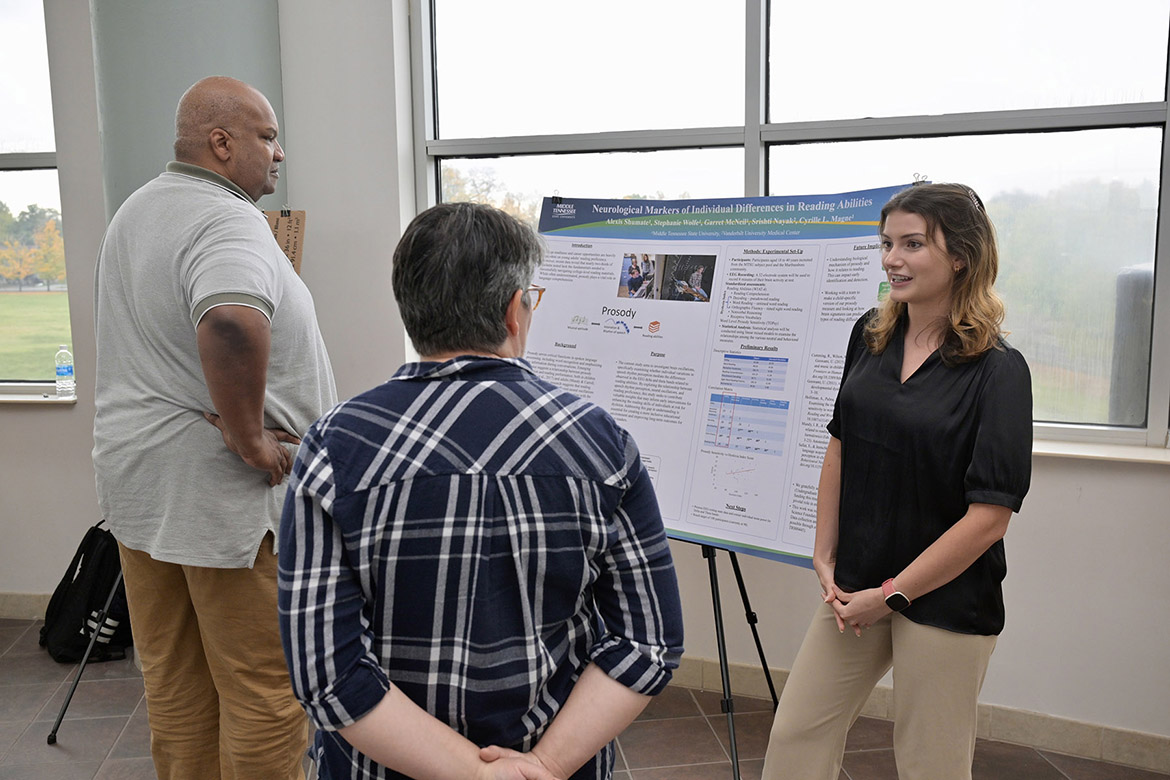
[440,150,744,220]
[433,0,745,139]
[766,0,1169,122]
[413,0,1170,448]
[770,129,1161,429]
[0,0,71,386]
[422,0,754,224]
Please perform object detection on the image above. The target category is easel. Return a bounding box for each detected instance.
[699,543,779,779]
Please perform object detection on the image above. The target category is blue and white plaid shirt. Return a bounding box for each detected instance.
[279,356,684,780]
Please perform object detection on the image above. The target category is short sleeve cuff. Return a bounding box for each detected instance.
[588,636,681,697]
[192,292,275,326]
[965,488,1024,513]
[303,657,391,731]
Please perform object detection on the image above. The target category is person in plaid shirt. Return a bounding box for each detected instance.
[279,202,684,780]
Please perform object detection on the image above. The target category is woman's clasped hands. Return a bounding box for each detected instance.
[477,745,565,780]
[818,569,891,638]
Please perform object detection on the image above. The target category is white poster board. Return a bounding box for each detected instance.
[526,184,911,567]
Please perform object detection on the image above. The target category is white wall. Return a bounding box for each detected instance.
[90,0,286,218]
[276,0,412,399]
[673,455,1170,737]
[1,0,1166,745]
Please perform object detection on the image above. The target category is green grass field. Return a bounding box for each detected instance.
[0,289,1118,424]
[0,291,74,381]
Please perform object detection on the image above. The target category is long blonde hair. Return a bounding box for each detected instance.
[866,183,1005,363]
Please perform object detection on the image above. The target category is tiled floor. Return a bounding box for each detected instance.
[1,617,1166,779]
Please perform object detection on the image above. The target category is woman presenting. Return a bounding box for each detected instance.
[761,183,1032,780]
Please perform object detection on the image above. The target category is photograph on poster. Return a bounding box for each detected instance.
[662,255,714,303]
[619,253,666,300]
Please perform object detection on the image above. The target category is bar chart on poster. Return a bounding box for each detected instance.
[525,184,910,566]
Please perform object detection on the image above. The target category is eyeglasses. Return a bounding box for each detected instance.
[524,284,546,311]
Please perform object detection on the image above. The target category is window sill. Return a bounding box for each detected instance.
[0,393,77,404]
[1033,439,1170,466]
[0,382,77,404]
[2,390,1165,464]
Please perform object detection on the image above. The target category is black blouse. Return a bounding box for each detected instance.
[827,311,1033,635]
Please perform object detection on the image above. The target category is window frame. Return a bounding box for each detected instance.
[0,2,69,399]
[410,0,1170,451]
[0,151,64,399]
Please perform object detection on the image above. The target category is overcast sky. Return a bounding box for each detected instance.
[3,0,1168,217]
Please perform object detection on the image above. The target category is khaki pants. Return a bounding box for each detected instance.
[762,602,996,780]
[118,534,308,780]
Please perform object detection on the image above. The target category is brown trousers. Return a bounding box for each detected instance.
[762,602,996,780]
[118,534,308,780]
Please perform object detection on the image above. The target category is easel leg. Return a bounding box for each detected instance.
[48,570,124,745]
[703,545,741,780]
[728,551,779,710]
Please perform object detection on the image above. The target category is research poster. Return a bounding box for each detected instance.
[526,184,911,567]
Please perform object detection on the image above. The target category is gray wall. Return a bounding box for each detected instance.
[91,0,287,217]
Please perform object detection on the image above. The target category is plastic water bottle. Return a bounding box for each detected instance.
[55,345,75,399]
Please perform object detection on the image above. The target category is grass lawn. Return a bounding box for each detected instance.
[0,291,74,381]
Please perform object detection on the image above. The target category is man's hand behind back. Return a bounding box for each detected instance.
[204,411,299,486]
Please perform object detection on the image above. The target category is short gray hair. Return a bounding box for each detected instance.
[392,202,544,357]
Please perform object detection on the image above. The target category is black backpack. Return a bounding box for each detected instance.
[39,521,133,663]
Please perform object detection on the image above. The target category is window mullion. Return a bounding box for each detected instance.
[410,0,437,210]
[1146,81,1170,447]
[761,103,1168,145]
[744,0,766,197]
[0,152,56,171]
[425,127,745,158]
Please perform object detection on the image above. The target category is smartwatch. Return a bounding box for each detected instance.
[882,578,911,612]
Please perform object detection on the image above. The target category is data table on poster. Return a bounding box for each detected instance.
[720,354,788,393]
[704,394,789,456]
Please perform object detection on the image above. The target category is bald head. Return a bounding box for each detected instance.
[174,76,266,161]
[173,76,284,201]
